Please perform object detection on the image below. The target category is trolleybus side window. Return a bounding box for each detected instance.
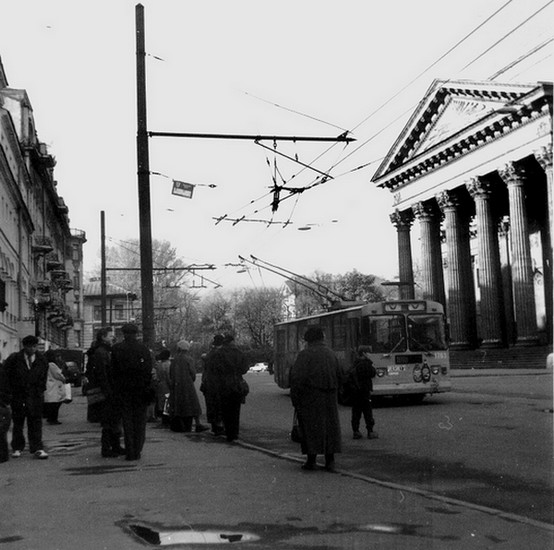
[366,314,406,353]
[407,315,447,351]
[332,315,347,350]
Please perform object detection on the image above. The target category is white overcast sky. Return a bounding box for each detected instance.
[0,0,552,292]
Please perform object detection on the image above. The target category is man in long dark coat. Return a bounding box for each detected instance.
[86,327,125,457]
[200,334,225,436]
[289,326,342,471]
[3,335,49,459]
[209,334,249,442]
[111,324,153,461]
[168,340,204,433]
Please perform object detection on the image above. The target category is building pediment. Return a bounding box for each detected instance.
[371,79,547,189]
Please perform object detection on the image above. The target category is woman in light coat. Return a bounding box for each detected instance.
[43,349,67,425]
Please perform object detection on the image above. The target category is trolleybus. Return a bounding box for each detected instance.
[273,299,451,402]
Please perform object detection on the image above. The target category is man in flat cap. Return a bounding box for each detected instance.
[2,335,49,459]
[111,324,153,461]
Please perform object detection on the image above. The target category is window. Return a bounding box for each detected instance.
[93,305,102,321]
[114,303,125,321]
[331,315,347,350]
[407,315,447,351]
[364,314,406,353]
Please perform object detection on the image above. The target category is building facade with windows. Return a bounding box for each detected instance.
[372,79,552,350]
[0,57,86,358]
[82,278,137,350]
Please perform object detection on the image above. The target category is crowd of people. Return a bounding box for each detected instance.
[0,324,378,471]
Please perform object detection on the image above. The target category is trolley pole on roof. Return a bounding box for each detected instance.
[135,3,155,347]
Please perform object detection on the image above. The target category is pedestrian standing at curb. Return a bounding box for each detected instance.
[200,334,225,436]
[43,349,67,425]
[349,345,378,440]
[290,326,342,472]
[169,340,208,433]
[111,324,153,461]
[210,334,249,442]
[3,335,49,459]
[86,327,125,458]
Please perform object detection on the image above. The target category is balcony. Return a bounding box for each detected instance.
[45,252,64,272]
[70,228,86,241]
[32,235,54,255]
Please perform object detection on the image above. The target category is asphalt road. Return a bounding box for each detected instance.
[239,370,554,525]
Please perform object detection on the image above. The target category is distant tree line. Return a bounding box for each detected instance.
[97,239,385,365]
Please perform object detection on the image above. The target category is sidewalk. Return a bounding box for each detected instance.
[1,396,553,549]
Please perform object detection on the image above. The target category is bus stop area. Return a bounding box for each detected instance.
[1,370,552,550]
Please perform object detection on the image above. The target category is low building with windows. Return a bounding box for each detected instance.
[82,278,137,350]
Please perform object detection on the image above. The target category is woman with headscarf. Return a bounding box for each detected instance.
[43,349,67,425]
[289,326,342,472]
[168,340,208,433]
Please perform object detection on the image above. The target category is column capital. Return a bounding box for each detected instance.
[466,176,492,199]
[498,161,527,187]
[390,209,414,229]
[436,189,461,211]
[412,201,441,222]
[534,146,553,171]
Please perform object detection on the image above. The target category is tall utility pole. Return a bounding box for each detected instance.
[135,3,155,347]
[100,210,107,327]
[134,4,354,348]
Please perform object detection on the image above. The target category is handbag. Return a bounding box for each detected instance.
[237,377,249,404]
[85,386,106,405]
[290,410,303,443]
[62,383,72,404]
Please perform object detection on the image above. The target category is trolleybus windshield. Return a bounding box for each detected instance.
[407,314,447,351]
[365,314,407,353]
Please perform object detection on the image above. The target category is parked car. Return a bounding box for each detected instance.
[249,362,268,373]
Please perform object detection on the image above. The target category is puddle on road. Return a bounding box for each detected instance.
[129,524,259,545]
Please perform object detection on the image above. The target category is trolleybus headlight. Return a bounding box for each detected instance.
[441,366,448,375]
[413,365,422,382]
[376,368,386,377]
[421,365,431,382]
[431,365,440,375]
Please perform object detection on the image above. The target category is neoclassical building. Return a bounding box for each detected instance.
[0,57,86,356]
[372,80,552,350]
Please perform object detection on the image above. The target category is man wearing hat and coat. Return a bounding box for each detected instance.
[2,335,49,459]
[111,324,153,461]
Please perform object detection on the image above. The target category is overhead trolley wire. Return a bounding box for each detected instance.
[459,0,554,73]
[216,0,544,225]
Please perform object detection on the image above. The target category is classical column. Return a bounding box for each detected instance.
[390,210,415,300]
[535,146,553,241]
[498,162,538,345]
[412,201,445,306]
[436,190,477,349]
[498,217,516,344]
[534,146,553,344]
[466,177,504,348]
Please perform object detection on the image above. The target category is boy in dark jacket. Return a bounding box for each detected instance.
[349,345,378,440]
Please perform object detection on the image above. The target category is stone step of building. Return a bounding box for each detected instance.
[450,345,552,370]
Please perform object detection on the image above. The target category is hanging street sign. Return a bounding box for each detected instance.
[172,180,195,198]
